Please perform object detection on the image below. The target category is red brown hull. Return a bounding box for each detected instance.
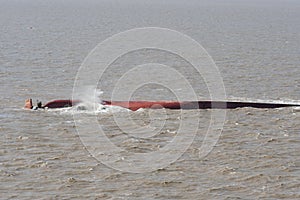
[102,100,299,111]
[25,99,300,111]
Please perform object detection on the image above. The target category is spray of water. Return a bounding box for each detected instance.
[71,86,104,112]
[69,86,130,114]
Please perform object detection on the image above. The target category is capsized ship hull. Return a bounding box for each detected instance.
[24,99,300,111]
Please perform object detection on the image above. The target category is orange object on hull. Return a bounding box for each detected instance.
[24,99,33,109]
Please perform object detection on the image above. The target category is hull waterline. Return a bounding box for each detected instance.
[24,99,300,111]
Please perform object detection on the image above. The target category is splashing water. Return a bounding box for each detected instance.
[66,86,130,114]
[44,87,131,115]
[73,86,105,112]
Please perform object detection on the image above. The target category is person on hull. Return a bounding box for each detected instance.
[24,99,43,110]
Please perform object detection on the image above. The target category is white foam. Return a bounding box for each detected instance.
[43,87,130,115]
